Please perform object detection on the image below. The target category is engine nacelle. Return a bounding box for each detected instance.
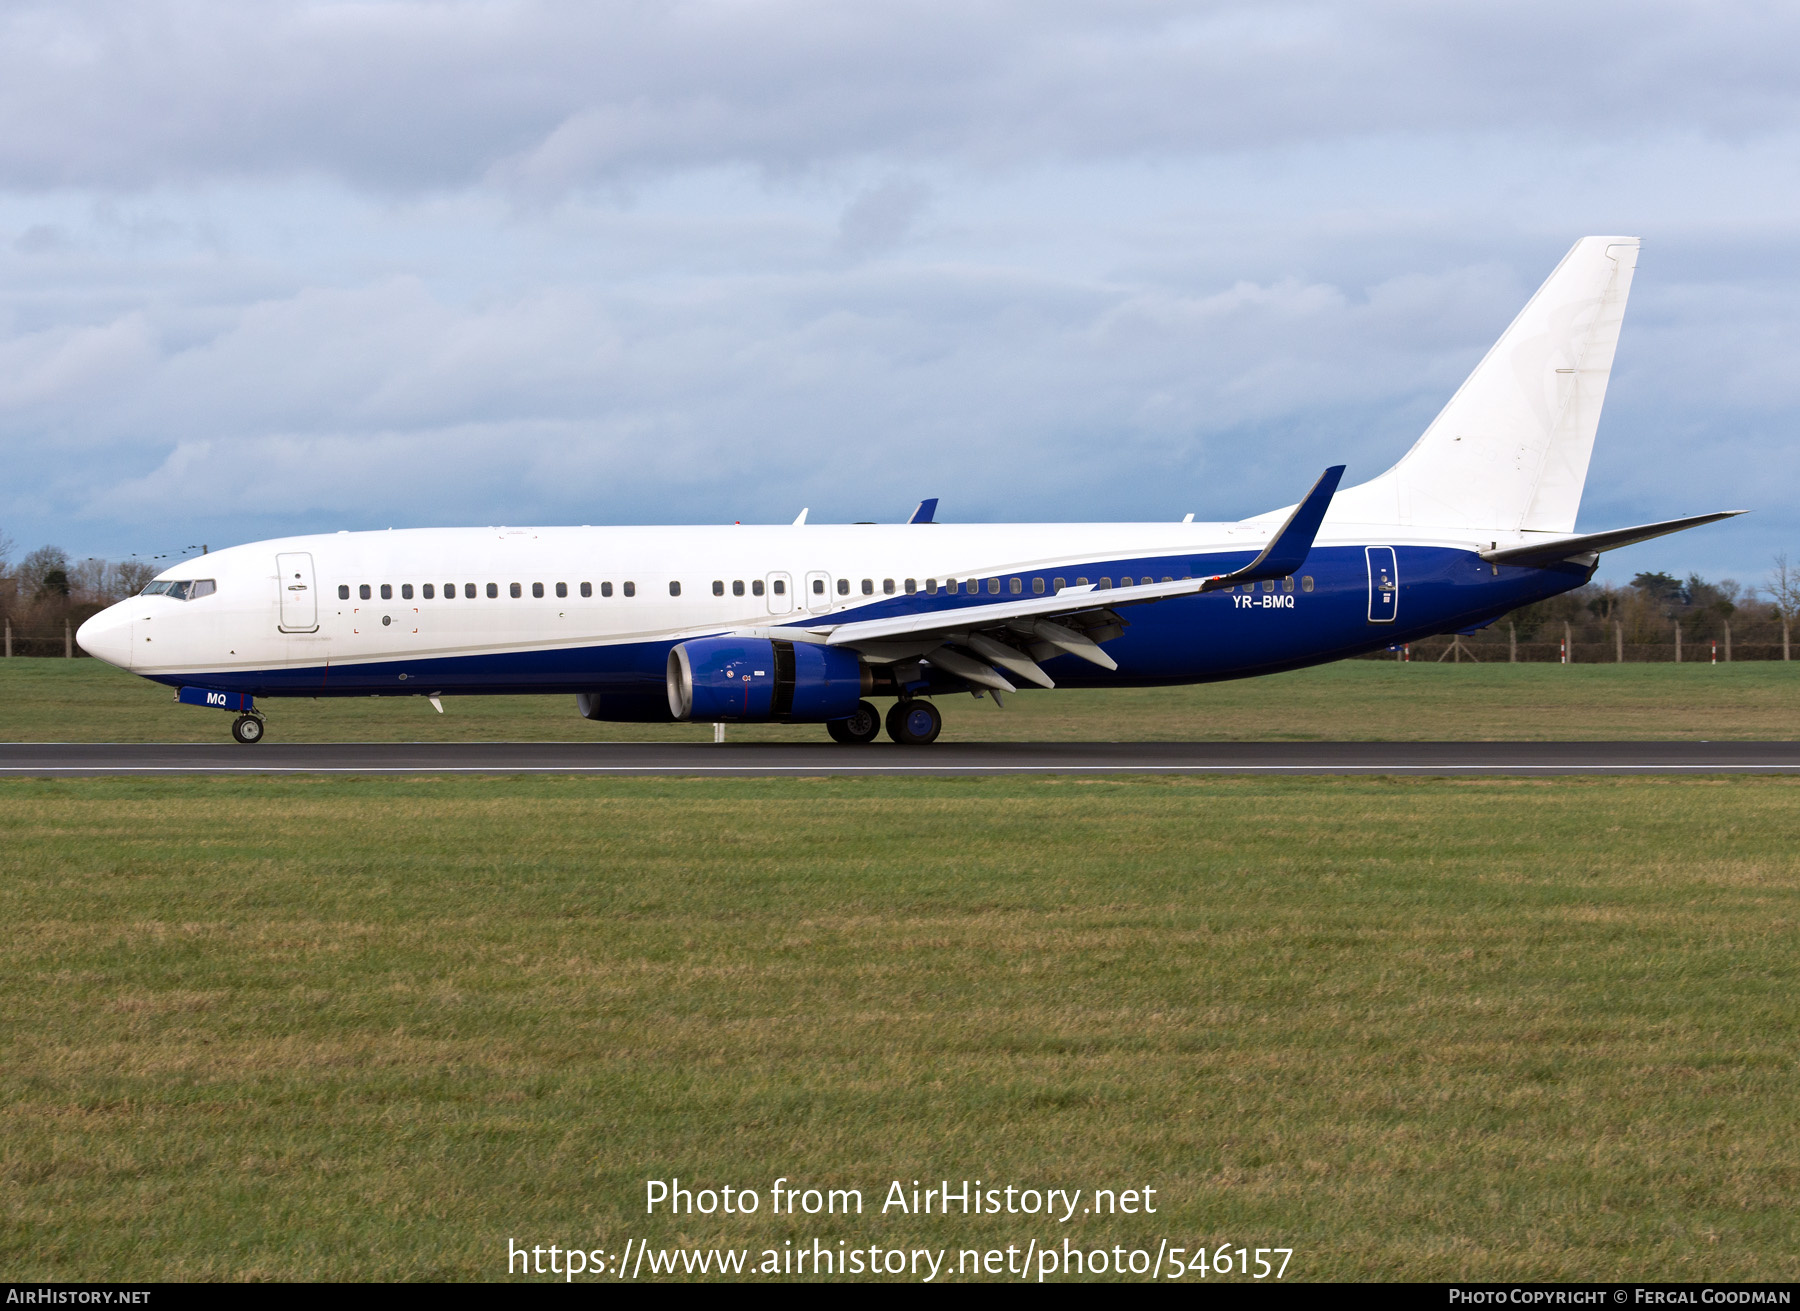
[666,637,870,722]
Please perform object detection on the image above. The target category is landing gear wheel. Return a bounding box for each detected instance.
[886,699,942,745]
[231,715,265,745]
[827,700,881,744]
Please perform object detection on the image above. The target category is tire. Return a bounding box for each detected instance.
[885,699,942,745]
[826,700,881,744]
[231,715,265,745]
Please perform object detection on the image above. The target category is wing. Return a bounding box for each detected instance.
[750,467,1344,694]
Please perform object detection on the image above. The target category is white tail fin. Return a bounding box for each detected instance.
[1326,236,1639,535]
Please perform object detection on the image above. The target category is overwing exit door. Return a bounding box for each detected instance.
[804,571,832,614]
[1366,547,1398,623]
[276,551,318,632]
[765,572,793,615]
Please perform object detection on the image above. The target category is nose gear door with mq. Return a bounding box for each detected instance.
[276,552,319,632]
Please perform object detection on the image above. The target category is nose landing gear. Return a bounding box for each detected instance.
[231,714,266,745]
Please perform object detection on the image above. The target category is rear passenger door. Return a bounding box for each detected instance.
[1365,547,1398,624]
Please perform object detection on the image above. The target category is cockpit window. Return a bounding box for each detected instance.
[141,579,216,601]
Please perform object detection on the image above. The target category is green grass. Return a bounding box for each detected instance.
[4,775,1798,1281]
[4,657,1800,742]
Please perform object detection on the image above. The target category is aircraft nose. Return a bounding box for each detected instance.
[76,604,134,670]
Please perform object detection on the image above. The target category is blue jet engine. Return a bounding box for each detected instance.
[666,637,870,722]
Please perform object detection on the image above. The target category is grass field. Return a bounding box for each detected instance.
[4,774,1798,1281]
[3,657,1800,742]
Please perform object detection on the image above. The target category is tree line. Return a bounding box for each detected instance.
[0,531,160,656]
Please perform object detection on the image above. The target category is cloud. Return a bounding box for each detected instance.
[1,2,1798,193]
[0,3,1797,586]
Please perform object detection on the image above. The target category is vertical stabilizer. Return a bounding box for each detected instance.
[1325,236,1638,534]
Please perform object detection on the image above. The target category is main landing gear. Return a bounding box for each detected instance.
[826,700,882,744]
[824,699,943,745]
[231,714,266,745]
[884,699,942,746]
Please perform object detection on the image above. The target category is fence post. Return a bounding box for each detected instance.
[1509,621,1517,663]
[3,617,9,658]
[64,619,72,658]
[1564,620,1573,664]
[1711,639,1717,666]
[1615,620,1623,663]
[1675,623,1681,664]
[1785,617,1791,662]
[1724,619,1731,663]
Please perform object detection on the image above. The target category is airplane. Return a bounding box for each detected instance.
[77,235,1741,746]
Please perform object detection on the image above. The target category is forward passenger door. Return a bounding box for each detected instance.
[276,552,318,632]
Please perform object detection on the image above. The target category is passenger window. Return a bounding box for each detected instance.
[1302,576,1314,592]
[904,579,917,594]
[752,579,764,596]
[400,583,412,599]
[423,584,435,599]
[1009,578,1021,594]
[1053,577,1065,592]
[510,583,522,598]
[623,581,635,597]
[712,580,724,596]
[771,579,784,595]
[883,579,895,595]
[1032,578,1045,594]
[465,583,477,598]
[1076,577,1088,586]
[580,582,592,597]
[338,585,350,600]
[813,579,825,595]
[861,579,873,595]
[380,584,393,600]
[1162,576,1173,584]
[533,582,545,598]
[1099,578,1111,590]
[556,582,567,598]
[487,583,499,598]
[599,582,612,597]
[1262,579,1274,593]
[837,579,849,595]
[733,580,745,596]
[360,584,372,600]
[669,581,681,597]
[943,579,953,592]
[1282,576,1294,593]
[985,578,999,594]
[443,582,454,598]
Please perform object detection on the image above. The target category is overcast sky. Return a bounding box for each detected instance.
[2,0,1797,584]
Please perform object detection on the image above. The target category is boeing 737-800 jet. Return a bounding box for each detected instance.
[77,236,1739,745]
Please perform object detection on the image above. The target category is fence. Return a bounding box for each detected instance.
[2,615,82,658]
[1368,627,1790,663]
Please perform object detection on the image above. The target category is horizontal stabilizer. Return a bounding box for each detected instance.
[1478,511,1745,567]
[1200,466,1344,592]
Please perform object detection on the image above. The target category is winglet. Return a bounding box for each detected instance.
[1199,465,1345,592]
[792,508,808,526]
[908,498,939,524]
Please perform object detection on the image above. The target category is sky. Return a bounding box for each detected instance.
[2,0,1797,586]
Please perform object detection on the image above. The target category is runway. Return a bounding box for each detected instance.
[5,740,1800,776]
